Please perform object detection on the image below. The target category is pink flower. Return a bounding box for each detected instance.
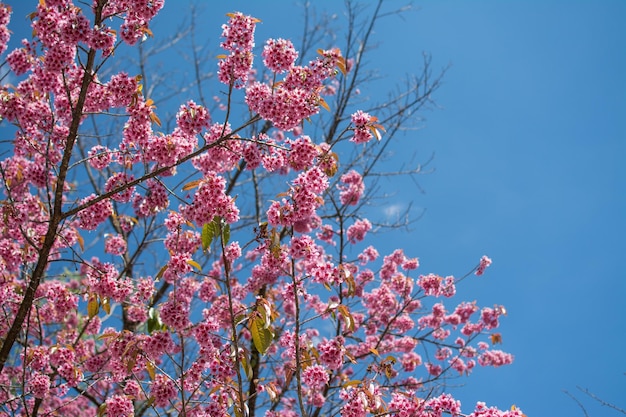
[425,393,462,417]
[176,100,210,136]
[478,349,514,367]
[287,135,317,171]
[220,12,257,52]
[318,336,345,370]
[143,331,175,360]
[104,234,127,256]
[105,172,135,203]
[426,362,442,377]
[76,194,113,230]
[347,219,372,244]
[263,38,298,73]
[0,4,10,56]
[87,145,112,170]
[218,12,258,87]
[133,179,169,217]
[29,373,50,399]
[302,364,329,389]
[7,44,34,75]
[181,172,240,225]
[151,374,177,408]
[89,26,116,55]
[160,299,189,330]
[218,50,254,88]
[417,274,455,297]
[476,255,492,276]
[338,170,365,206]
[358,245,379,264]
[350,110,374,144]
[105,394,134,417]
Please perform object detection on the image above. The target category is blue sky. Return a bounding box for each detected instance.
[3,1,625,416]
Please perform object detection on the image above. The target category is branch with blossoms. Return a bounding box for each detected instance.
[0,1,523,417]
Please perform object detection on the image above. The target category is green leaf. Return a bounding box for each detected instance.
[250,316,273,355]
[147,308,162,334]
[201,222,214,251]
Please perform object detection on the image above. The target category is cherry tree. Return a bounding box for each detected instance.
[0,1,524,416]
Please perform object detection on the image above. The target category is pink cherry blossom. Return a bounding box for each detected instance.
[263,38,298,73]
[76,194,113,230]
[347,218,372,244]
[476,255,493,276]
[302,364,329,389]
[350,110,374,144]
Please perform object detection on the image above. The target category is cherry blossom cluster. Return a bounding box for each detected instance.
[0,3,10,55]
[351,110,375,143]
[218,12,258,87]
[476,255,493,275]
[246,47,346,130]
[180,172,240,225]
[338,169,366,205]
[101,0,164,46]
[262,38,299,73]
[0,3,523,417]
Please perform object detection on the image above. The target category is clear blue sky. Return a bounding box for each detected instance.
[4,1,625,416]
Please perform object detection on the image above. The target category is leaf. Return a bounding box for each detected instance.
[101,297,111,315]
[318,96,331,112]
[369,126,383,141]
[146,361,156,380]
[337,304,355,332]
[147,308,162,334]
[343,380,361,388]
[265,382,278,402]
[336,56,347,75]
[87,294,99,318]
[97,403,107,417]
[257,298,273,329]
[301,348,312,370]
[149,111,161,127]
[240,350,253,379]
[369,347,380,357]
[250,316,273,355]
[144,396,155,409]
[345,274,356,297]
[216,54,228,59]
[182,179,202,191]
[155,264,168,281]
[76,232,84,252]
[186,259,202,271]
[269,228,281,259]
[126,351,137,372]
[234,314,247,326]
[345,350,357,364]
[201,222,214,251]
